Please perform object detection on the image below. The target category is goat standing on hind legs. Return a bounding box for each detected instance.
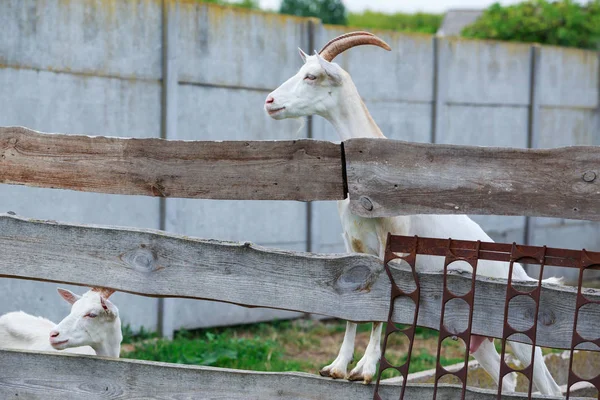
[264,31,562,396]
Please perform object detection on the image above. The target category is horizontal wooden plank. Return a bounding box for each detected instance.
[0,349,570,399]
[0,126,344,200]
[1,214,599,350]
[4,127,600,223]
[345,138,600,220]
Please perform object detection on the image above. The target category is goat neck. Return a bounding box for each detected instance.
[324,81,386,141]
[91,319,122,357]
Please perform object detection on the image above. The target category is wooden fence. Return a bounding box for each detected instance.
[1,126,599,399]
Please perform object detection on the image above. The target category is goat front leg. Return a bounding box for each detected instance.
[319,321,357,379]
[472,338,517,393]
[347,321,383,384]
[507,341,561,396]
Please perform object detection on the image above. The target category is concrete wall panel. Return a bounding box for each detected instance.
[0,0,162,79]
[442,39,531,105]
[538,46,599,108]
[178,3,309,90]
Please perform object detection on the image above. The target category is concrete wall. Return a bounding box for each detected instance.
[0,0,598,334]
[528,46,600,281]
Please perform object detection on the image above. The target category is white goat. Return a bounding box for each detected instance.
[264,31,562,395]
[0,287,122,357]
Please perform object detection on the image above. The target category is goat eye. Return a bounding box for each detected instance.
[85,313,97,318]
[304,74,316,81]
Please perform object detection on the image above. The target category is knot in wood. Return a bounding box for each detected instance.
[583,171,597,183]
[538,309,556,326]
[335,265,374,293]
[359,196,373,211]
[121,247,157,273]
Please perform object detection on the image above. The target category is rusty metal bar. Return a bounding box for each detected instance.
[433,239,480,400]
[497,244,547,399]
[567,250,600,399]
[374,235,600,400]
[373,234,421,400]
[388,236,600,269]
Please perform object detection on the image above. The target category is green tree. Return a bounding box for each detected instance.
[461,0,600,49]
[279,0,347,25]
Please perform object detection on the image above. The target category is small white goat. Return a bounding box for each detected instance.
[265,32,562,395]
[0,287,122,357]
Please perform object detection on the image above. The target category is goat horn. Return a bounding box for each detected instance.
[91,287,116,299]
[318,31,391,62]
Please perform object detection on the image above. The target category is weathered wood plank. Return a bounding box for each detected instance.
[0,349,571,399]
[345,138,600,220]
[2,214,599,350]
[0,126,344,200]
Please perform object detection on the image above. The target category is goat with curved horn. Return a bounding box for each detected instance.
[264,31,562,396]
[318,31,391,62]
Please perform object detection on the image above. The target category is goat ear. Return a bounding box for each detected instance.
[57,288,81,305]
[315,51,342,85]
[298,47,308,63]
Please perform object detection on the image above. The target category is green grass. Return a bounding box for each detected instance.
[122,319,322,371]
[124,327,311,371]
[121,320,469,376]
[120,318,567,389]
[121,324,158,344]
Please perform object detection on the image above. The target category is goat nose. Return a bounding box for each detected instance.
[265,96,274,104]
[50,330,59,338]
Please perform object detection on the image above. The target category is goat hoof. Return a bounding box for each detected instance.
[347,371,372,384]
[328,369,347,379]
[346,373,362,381]
[362,375,373,385]
[319,366,346,380]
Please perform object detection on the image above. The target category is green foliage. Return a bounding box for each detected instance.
[121,324,158,344]
[461,0,600,49]
[348,10,443,34]
[279,0,347,25]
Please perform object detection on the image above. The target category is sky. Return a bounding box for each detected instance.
[259,0,527,13]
